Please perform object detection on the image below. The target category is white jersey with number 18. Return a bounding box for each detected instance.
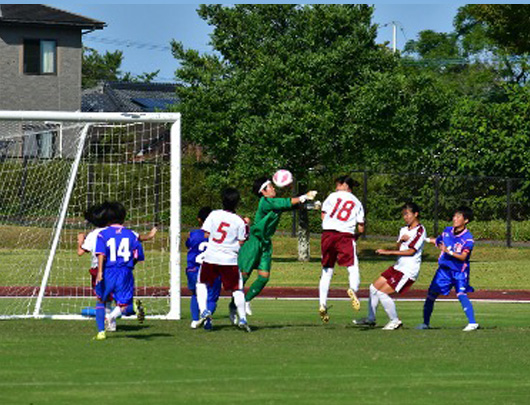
[321,191,364,235]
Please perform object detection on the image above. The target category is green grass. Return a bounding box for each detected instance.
[1,300,530,404]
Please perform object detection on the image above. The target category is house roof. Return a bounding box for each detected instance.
[82,82,179,113]
[0,4,105,29]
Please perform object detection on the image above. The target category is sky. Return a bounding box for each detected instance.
[24,2,480,82]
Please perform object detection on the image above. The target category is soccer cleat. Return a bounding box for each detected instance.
[204,317,213,331]
[238,319,252,333]
[347,288,361,311]
[382,319,403,330]
[228,301,239,325]
[415,323,431,330]
[190,320,200,329]
[463,323,480,332]
[353,317,376,327]
[93,331,106,341]
[105,317,117,332]
[245,302,253,316]
[134,299,145,324]
[197,310,212,327]
[319,305,330,324]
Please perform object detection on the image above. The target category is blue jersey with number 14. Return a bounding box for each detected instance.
[95,225,145,271]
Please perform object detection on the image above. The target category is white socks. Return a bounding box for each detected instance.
[232,290,246,322]
[347,265,360,292]
[108,305,122,322]
[196,282,208,314]
[319,267,334,307]
[368,284,399,322]
[367,284,379,321]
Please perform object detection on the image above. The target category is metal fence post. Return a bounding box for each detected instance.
[292,177,297,237]
[506,178,512,248]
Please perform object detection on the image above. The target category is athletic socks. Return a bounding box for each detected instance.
[233,290,246,322]
[367,284,379,322]
[377,290,398,321]
[245,275,269,301]
[190,292,200,321]
[423,292,438,326]
[347,265,360,292]
[95,302,106,332]
[196,282,208,314]
[319,267,334,307]
[457,293,476,324]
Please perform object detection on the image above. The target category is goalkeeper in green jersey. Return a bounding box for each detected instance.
[231,176,317,319]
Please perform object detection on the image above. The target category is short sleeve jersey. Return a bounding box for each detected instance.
[321,191,364,234]
[81,227,105,268]
[436,227,474,272]
[250,197,292,241]
[202,210,247,265]
[95,225,145,272]
[394,224,427,280]
[186,229,209,269]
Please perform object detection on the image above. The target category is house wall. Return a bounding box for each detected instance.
[0,24,82,111]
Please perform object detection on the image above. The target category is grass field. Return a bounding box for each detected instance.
[1,299,530,404]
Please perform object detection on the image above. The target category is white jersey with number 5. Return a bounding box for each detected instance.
[322,191,364,234]
[202,210,247,265]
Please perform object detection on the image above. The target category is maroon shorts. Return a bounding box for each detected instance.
[321,230,356,268]
[199,261,242,291]
[89,267,98,289]
[381,266,415,294]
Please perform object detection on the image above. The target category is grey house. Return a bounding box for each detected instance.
[0,4,105,112]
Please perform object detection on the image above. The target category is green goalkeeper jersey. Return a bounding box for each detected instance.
[250,197,292,242]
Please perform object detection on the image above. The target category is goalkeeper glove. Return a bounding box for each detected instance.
[299,191,318,203]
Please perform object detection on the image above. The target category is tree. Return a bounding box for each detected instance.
[82,47,160,89]
[171,4,452,259]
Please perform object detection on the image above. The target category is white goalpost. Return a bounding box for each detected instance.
[0,111,181,320]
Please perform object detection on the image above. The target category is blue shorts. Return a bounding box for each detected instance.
[186,267,222,301]
[95,268,134,306]
[429,267,474,296]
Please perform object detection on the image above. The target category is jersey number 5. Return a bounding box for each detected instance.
[212,222,230,244]
[329,199,355,222]
[107,238,131,262]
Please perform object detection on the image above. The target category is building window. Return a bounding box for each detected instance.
[23,39,57,75]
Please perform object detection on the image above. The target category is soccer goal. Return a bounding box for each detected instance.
[0,111,181,320]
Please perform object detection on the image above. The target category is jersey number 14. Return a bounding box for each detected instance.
[107,238,131,262]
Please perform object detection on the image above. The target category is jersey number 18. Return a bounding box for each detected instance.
[329,199,356,222]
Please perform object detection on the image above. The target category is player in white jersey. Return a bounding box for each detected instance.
[354,202,426,330]
[319,175,365,323]
[196,188,250,332]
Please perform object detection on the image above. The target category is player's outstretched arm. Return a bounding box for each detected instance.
[376,248,416,257]
[139,226,158,242]
[292,190,318,205]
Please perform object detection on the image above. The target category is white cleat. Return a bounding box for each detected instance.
[245,302,253,316]
[190,320,200,329]
[463,323,480,332]
[104,317,116,332]
[382,319,403,330]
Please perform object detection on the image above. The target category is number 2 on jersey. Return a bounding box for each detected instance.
[107,238,131,262]
[329,198,355,222]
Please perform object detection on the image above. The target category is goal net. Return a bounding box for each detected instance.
[0,112,181,320]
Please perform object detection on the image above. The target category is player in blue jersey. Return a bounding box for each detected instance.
[93,202,145,340]
[417,206,479,331]
[186,207,222,329]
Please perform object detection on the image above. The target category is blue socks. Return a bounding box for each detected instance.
[423,292,438,326]
[190,292,200,321]
[458,293,476,323]
[95,303,105,332]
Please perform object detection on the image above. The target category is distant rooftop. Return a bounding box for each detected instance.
[0,4,105,29]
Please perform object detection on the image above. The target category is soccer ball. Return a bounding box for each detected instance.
[272,169,293,188]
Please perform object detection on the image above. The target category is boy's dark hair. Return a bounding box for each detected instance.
[335,175,360,191]
[84,203,108,228]
[455,206,473,222]
[402,201,420,215]
[197,206,212,222]
[222,188,240,212]
[99,201,127,225]
[253,176,270,197]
